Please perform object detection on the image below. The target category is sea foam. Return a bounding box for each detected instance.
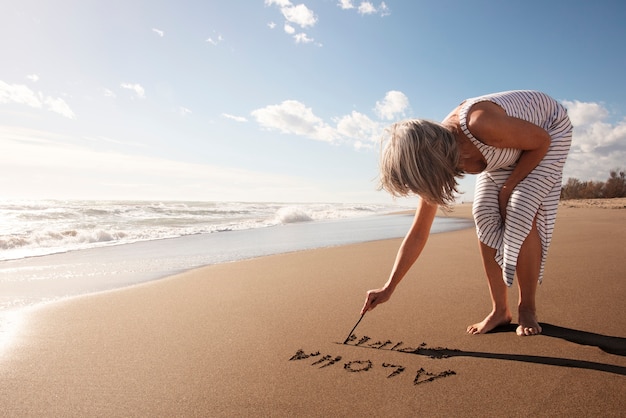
[0,200,411,261]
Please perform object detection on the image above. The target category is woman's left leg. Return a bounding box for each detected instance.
[466,241,513,334]
[515,217,542,336]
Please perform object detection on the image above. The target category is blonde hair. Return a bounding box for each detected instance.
[379,119,462,208]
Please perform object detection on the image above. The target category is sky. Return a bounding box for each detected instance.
[1,0,625,204]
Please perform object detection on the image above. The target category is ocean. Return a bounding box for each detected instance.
[0,200,473,314]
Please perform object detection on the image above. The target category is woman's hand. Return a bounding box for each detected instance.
[498,185,512,220]
[360,287,394,315]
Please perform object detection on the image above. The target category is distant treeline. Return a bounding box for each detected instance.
[561,169,626,199]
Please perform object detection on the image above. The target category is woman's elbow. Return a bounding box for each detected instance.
[536,130,551,154]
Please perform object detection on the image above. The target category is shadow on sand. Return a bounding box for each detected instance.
[489,322,626,356]
[539,323,626,357]
[342,324,626,376]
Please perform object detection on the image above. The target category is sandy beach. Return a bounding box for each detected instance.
[1,200,625,417]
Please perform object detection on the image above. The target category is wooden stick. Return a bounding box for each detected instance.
[343,313,365,344]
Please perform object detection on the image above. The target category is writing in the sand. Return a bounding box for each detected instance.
[289,335,457,386]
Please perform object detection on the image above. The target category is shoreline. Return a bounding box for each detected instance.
[0,211,473,314]
[1,201,624,416]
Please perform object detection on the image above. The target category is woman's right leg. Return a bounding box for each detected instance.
[469,171,513,334]
[466,242,512,334]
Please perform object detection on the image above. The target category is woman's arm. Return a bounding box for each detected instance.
[360,199,438,314]
[466,101,551,217]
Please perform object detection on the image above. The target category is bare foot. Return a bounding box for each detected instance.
[516,309,542,336]
[467,310,512,334]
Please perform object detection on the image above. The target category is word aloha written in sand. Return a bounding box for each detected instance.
[289,335,457,386]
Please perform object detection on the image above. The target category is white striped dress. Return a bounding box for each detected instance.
[458,90,573,286]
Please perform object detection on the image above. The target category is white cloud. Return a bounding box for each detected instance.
[222,113,248,123]
[281,3,317,28]
[336,111,381,145]
[252,100,339,142]
[44,96,76,119]
[375,90,410,120]
[0,81,42,108]
[206,33,224,46]
[265,0,317,27]
[378,2,390,16]
[26,74,39,83]
[265,0,291,6]
[120,83,145,99]
[358,1,376,14]
[294,32,314,44]
[561,100,626,182]
[340,1,390,16]
[284,23,296,34]
[251,91,408,146]
[266,0,318,45]
[0,80,75,119]
[338,0,355,10]
[152,28,164,37]
[561,100,608,126]
[284,25,318,45]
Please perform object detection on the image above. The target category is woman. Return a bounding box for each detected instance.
[361,90,572,336]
